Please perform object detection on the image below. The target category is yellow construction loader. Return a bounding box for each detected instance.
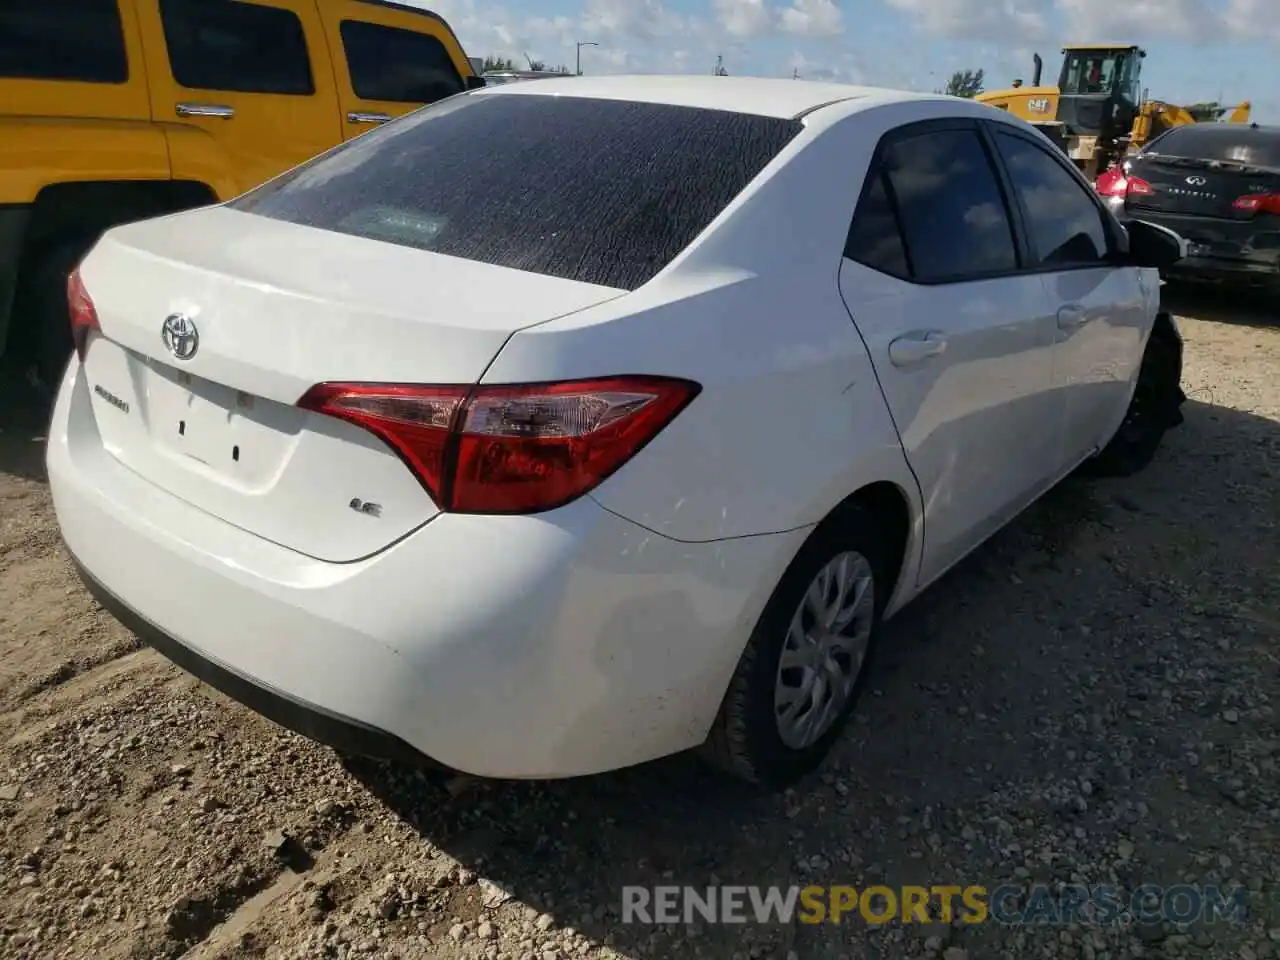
[976,44,1251,179]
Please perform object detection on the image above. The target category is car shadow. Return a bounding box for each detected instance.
[0,358,50,483]
[1162,281,1277,330]
[344,393,1280,957]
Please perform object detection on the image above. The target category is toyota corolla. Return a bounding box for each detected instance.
[47,76,1187,788]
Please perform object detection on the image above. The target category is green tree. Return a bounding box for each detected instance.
[942,68,985,99]
[482,55,518,72]
[1185,101,1226,122]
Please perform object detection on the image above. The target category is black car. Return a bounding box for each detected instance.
[1097,123,1280,288]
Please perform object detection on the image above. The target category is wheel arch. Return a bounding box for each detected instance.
[809,479,917,617]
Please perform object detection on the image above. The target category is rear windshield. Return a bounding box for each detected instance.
[1144,125,1280,169]
[231,93,803,290]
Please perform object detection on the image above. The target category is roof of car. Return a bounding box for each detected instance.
[473,74,945,120]
[1156,121,1280,138]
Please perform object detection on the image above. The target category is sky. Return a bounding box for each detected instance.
[411,0,1279,122]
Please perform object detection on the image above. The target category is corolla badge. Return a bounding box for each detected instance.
[1185,175,1207,186]
[161,313,199,360]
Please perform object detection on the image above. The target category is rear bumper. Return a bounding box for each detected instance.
[47,359,803,778]
[70,556,438,770]
[1164,255,1280,285]
[1127,210,1280,285]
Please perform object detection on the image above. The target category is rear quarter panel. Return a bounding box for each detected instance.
[482,268,921,550]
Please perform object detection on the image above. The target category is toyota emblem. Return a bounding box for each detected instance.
[161,313,199,361]
[1185,175,1207,186]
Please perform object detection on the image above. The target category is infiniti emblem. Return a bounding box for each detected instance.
[1185,175,1207,186]
[161,313,199,360]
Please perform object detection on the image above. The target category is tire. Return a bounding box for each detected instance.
[700,511,887,789]
[1082,328,1184,478]
[20,237,97,389]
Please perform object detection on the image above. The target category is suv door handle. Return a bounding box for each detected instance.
[888,331,948,367]
[348,111,392,124]
[1057,304,1090,330]
[176,102,235,119]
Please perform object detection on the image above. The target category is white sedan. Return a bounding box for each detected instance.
[47,75,1187,789]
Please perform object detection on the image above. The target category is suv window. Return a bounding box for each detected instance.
[0,0,128,84]
[340,20,463,104]
[881,128,1018,281]
[159,0,314,96]
[993,131,1109,266]
[231,94,803,291]
[845,170,910,278]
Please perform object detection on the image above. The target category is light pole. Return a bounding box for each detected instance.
[576,41,597,76]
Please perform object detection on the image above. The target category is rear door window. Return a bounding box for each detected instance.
[158,0,314,95]
[992,130,1111,266]
[845,169,910,279]
[0,0,128,83]
[880,127,1019,281]
[231,94,803,291]
[340,20,463,104]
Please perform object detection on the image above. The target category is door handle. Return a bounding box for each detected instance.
[176,102,235,119]
[1057,304,1090,330]
[888,331,948,367]
[347,111,392,124]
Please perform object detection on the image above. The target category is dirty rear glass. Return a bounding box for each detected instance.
[1146,125,1280,169]
[231,93,803,290]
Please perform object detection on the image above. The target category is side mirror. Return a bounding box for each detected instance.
[465,75,487,90]
[1121,218,1187,269]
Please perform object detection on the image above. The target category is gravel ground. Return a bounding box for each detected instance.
[0,285,1277,960]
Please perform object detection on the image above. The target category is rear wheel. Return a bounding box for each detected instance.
[700,514,885,789]
[1083,328,1184,478]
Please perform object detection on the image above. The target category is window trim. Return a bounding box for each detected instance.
[338,17,464,104]
[843,116,1029,286]
[843,167,912,280]
[158,0,317,97]
[982,120,1127,272]
[0,0,131,86]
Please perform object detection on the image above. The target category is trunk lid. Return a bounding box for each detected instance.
[1125,154,1280,220]
[77,206,625,562]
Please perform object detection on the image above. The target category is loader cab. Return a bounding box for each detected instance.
[1056,44,1145,139]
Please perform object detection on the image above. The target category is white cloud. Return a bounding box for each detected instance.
[713,0,774,38]
[412,0,1280,91]
[780,0,844,37]
[884,0,1051,43]
[1056,0,1210,39]
[579,0,691,40]
[1223,0,1280,43]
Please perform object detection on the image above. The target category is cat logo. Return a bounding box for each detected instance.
[1027,98,1051,113]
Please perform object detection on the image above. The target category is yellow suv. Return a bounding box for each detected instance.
[0,0,482,384]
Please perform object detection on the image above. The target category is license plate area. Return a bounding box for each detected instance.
[141,362,300,486]
[149,367,243,465]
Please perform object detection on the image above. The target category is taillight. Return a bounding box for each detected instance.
[298,376,701,515]
[1094,169,1152,199]
[67,267,100,361]
[1095,166,1126,197]
[1124,175,1153,197]
[1233,193,1280,215]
